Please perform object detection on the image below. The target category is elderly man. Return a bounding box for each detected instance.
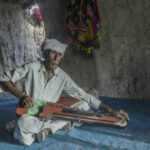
[0,39,129,145]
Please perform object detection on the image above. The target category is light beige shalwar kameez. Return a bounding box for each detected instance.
[0,62,101,145]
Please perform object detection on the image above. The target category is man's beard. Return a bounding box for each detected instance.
[44,58,57,71]
[44,59,52,71]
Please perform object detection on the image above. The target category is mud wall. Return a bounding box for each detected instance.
[41,0,150,99]
[0,0,150,99]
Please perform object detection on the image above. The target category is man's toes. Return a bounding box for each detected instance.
[62,122,73,131]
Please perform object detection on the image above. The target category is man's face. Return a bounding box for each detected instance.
[43,50,62,71]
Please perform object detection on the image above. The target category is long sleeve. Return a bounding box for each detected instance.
[63,75,101,110]
[0,64,30,82]
[0,64,30,93]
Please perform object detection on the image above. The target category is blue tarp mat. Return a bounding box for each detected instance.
[0,94,150,150]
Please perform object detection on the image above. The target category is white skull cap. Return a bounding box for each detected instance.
[42,39,67,57]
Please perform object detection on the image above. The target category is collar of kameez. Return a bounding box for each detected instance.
[39,62,59,76]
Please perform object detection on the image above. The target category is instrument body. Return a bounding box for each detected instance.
[16,97,128,128]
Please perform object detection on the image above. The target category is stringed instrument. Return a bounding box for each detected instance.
[16,97,128,128]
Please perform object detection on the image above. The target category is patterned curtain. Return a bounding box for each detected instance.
[66,0,100,58]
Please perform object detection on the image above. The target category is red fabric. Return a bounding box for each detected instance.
[33,8,43,23]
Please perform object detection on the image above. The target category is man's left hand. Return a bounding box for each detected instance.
[110,109,129,121]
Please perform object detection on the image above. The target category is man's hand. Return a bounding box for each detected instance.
[20,96,34,108]
[110,109,129,121]
[1,81,34,108]
[99,103,129,121]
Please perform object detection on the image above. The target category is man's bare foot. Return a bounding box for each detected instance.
[62,122,74,131]
[35,128,53,143]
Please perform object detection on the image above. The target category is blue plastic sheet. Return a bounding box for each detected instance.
[0,94,150,150]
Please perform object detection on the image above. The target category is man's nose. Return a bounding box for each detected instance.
[54,53,59,60]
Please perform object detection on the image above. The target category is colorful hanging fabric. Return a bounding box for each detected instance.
[25,4,43,26]
[32,8,43,24]
[66,0,100,57]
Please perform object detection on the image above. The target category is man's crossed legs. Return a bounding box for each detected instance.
[14,100,90,145]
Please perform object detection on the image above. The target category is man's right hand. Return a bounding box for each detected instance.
[20,96,34,108]
[1,81,34,108]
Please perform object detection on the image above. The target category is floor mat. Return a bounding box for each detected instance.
[0,94,150,150]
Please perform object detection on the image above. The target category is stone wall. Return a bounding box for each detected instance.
[41,0,150,99]
[0,0,150,99]
[40,0,99,97]
[95,0,150,99]
[0,1,45,72]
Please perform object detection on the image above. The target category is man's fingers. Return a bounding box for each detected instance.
[116,113,122,118]
[23,97,34,108]
[111,109,129,121]
[28,97,34,107]
[23,100,30,108]
[120,110,129,120]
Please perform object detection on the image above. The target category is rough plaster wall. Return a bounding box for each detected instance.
[2,0,148,99]
[40,0,99,97]
[95,0,150,99]
[39,0,67,42]
[41,0,150,99]
[0,2,45,72]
